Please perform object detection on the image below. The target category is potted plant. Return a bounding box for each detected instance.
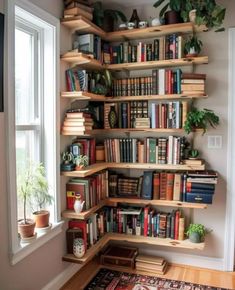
[180,0,226,32]
[61,151,75,171]
[186,223,206,243]
[184,108,220,135]
[91,69,112,96]
[153,0,184,24]
[75,155,89,170]
[92,1,127,32]
[29,163,54,229]
[189,149,199,159]
[184,36,203,57]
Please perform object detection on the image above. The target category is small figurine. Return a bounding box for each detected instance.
[60,151,75,171]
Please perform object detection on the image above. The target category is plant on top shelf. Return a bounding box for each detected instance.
[184,108,220,135]
[186,223,207,243]
[184,35,203,57]
[153,0,185,24]
[180,0,226,32]
[92,1,127,32]
[75,155,89,170]
[91,69,112,96]
[29,163,54,229]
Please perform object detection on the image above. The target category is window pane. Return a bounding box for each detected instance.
[15,28,37,125]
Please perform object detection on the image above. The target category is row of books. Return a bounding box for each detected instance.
[69,136,96,165]
[104,137,186,165]
[67,206,186,251]
[103,34,183,64]
[65,69,88,92]
[109,171,217,203]
[66,170,108,211]
[61,112,94,135]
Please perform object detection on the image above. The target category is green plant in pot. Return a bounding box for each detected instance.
[186,223,206,243]
[91,69,112,96]
[180,0,226,32]
[92,1,127,32]
[29,163,54,229]
[153,0,185,24]
[189,149,199,159]
[184,108,220,135]
[75,155,89,170]
[184,36,203,57]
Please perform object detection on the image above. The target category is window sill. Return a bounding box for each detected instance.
[11,221,64,265]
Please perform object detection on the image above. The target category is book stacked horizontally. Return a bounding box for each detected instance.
[135,254,168,275]
[63,0,93,20]
[181,73,206,95]
[185,171,218,204]
[61,112,93,135]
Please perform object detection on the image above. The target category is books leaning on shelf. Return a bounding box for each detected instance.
[66,170,108,211]
[61,112,94,135]
[104,136,186,165]
[70,137,96,165]
[103,34,184,65]
[65,69,88,92]
[108,170,218,204]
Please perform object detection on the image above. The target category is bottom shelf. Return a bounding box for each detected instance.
[62,233,205,264]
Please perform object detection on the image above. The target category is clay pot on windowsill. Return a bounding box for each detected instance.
[18,219,36,238]
[33,210,50,228]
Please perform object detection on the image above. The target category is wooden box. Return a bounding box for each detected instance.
[100,245,138,269]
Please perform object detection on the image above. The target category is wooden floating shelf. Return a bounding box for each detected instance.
[61,52,103,70]
[62,199,107,220]
[62,232,205,264]
[61,16,106,38]
[61,163,107,177]
[107,198,207,209]
[61,91,106,101]
[61,16,208,42]
[92,128,186,133]
[61,162,205,177]
[105,94,208,102]
[107,57,209,71]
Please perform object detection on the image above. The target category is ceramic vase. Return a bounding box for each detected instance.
[73,238,85,258]
[129,9,140,29]
[108,106,117,128]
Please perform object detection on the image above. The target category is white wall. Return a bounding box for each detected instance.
[0,0,234,289]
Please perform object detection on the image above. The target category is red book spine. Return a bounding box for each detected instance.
[144,207,149,237]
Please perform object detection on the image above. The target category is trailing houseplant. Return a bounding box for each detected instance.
[184,35,203,57]
[184,108,220,135]
[180,0,226,32]
[186,223,207,243]
[91,69,112,96]
[92,1,127,32]
[29,163,54,228]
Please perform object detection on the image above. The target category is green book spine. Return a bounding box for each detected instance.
[149,138,157,163]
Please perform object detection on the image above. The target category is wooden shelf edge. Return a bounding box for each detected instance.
[92,128,185,133]
[107,198,208,209]
[61,91,106,101]
[61,163,108,177]
[60,52,103,70]
[62,232,205,265]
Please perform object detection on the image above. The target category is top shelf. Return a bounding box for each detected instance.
[61,16,207,42]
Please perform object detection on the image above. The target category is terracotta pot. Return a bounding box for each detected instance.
[33,210,50,228]
[75,165,85,170]
[18,219,36,238]
[165,10,182,25]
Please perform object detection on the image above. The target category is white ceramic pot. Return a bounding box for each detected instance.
[151,17,161,27]
[73,238,85,258]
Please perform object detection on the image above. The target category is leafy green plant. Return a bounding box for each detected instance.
[91,69,112,96]
[75,155,89,168]
[17,162,52,223]
[184,36,203,56]
[153,0,185,19]
[180,0,226,32]
[92,1,127,29]
[184,108,220,135]
[186,223,206,238]
[189,149,199,158]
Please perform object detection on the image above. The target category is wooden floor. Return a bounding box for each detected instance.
[61,259,235,290]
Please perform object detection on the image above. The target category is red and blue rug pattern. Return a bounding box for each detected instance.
[85,268,229,290]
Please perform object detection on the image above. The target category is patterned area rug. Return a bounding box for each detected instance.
[85,268,229,290]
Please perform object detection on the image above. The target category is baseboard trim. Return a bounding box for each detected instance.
[143,248,224,271]
[41,263,81,290]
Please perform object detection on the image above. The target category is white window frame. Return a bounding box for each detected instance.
[5,0,62,265]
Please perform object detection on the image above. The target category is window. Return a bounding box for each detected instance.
[6,0,61,265]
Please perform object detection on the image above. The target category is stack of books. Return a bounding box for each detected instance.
[61,112,93,135]
[135,255,168,275]
[63,0,93,21]
[185,171,218,204]
[181,73,206,94]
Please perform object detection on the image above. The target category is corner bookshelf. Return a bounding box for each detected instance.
[60,15,211,266]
